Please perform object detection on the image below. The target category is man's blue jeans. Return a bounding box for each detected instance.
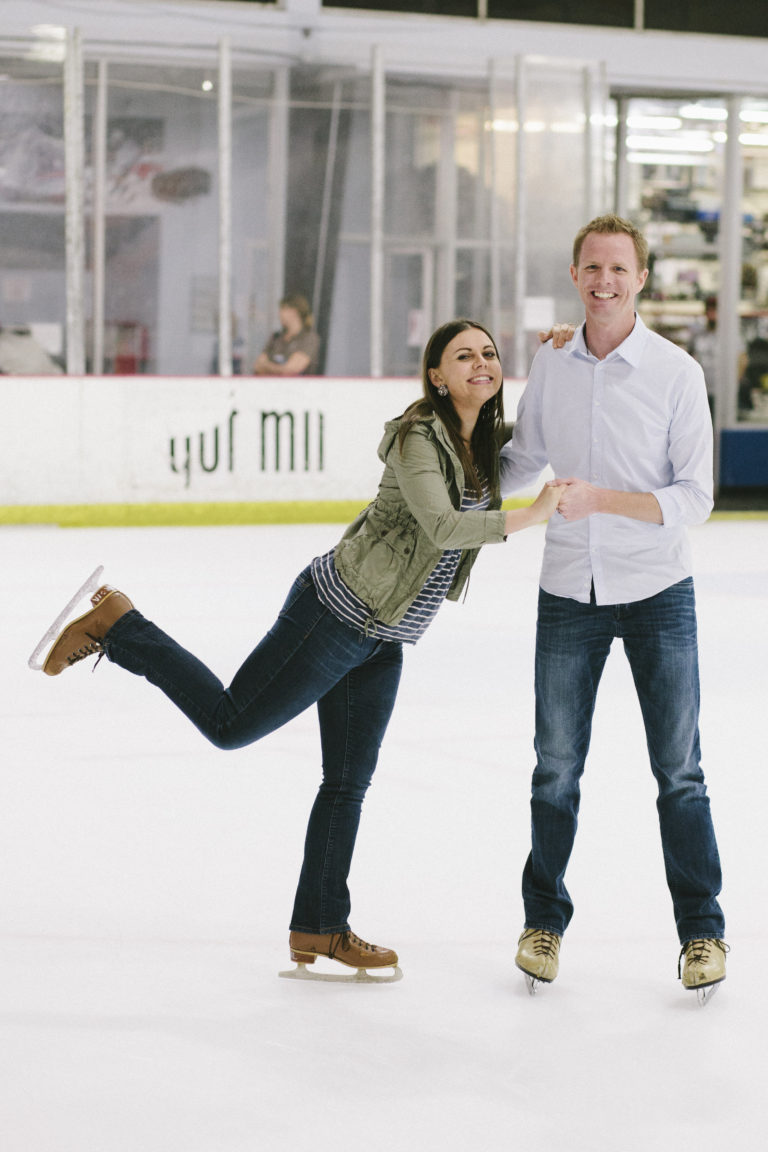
[104,567,404,934]
[523,578,724,944]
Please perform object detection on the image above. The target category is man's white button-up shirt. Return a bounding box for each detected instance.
[499,315,713,605]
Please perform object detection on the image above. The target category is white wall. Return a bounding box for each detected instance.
[2,375,530,508]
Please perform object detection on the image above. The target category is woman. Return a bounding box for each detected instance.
[39,319,562,980]
[252,293,320,377]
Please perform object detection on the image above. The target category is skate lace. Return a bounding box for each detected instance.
[677,938,729,979]
[330,930,376,958]
[527,930,560,959]
[65,631,106,671]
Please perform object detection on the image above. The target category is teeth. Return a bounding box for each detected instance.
[594,292,615,299]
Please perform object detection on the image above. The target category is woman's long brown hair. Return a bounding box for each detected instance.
[397,318,504,500]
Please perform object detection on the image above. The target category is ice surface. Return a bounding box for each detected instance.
[2,519,766,1151]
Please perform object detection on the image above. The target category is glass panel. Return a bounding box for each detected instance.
[380,76,499,369]
[283,67,372,375]
[322,96,372,375]
[385,80,446,240]
[519,62,590,368]
[488,1,634,27]
[323,1,478,14]
[383,250,429,376]
[644,0,768,38]
[232,68,273,374]
[455,86,495,244]
[99,63,219,375]
[455,246,491,320]
[739,98,768,423]
[621,96,725,383]
[324,239,370,376]
[0,55,66,374]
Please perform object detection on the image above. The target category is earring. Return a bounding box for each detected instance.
[437,383,448,397]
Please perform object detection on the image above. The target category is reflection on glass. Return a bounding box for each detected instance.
[621,95,768,424]
[0,57,66,374]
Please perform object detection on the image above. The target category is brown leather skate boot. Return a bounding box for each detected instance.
[289,929,398,970]
[43,586,134,675]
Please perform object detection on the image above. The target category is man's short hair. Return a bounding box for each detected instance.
[572,214,649,272]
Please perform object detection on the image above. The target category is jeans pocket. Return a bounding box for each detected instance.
[278,566,315,616]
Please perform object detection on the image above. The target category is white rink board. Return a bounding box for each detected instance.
[3,375,531,506]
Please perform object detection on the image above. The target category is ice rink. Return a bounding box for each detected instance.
[2,517,767,1151]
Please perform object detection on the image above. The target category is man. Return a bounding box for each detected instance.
[500,214,727,999]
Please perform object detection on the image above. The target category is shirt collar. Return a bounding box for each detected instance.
[569,312,648,367]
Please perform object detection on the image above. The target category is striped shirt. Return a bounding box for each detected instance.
[311,482,491,645]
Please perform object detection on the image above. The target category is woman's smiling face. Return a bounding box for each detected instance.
[428,327,502,413]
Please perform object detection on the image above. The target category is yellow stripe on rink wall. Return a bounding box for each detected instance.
[0,502,368,527]
[0,500,762,528]
[0,498,539,528]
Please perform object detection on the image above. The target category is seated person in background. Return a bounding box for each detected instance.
[253,293,320,376]
[738,335,768,417]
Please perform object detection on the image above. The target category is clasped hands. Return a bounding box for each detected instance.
[546,478,601,521]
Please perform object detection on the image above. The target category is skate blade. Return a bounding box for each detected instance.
[28,565,105,671]
[279,962,403,984]
[695,982,722,1007]
[524,973,543,996]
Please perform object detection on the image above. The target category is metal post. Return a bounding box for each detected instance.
[597,61,610,212]
[370,44,385,377]
[268,67,289,329]
[434,89,457,324]
[614,96,629,218]
[488,58,500,344]
[218,37,233,376]
[64,27,86,375]
[714,95,744,489]
[583,66,595,220]
[513,56,527,378]
[91,59,108,375]
[312,79,341,326]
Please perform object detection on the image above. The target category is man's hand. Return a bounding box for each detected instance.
[551,478,600,521]
[550,479,663,524]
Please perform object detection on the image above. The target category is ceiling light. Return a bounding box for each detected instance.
[626,115,682,130]
[627,153,709,166]
[626,135,714,153]
[679,104,727,121]
[740,109,768,124]
[740,133,768,147]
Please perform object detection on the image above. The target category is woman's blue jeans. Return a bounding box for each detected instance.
[523,578,724,944]
[104,567,404,934]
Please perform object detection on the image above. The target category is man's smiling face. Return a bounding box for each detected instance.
[570,231,648,334]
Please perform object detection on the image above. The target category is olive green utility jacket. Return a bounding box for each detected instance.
[334,413,508,628]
